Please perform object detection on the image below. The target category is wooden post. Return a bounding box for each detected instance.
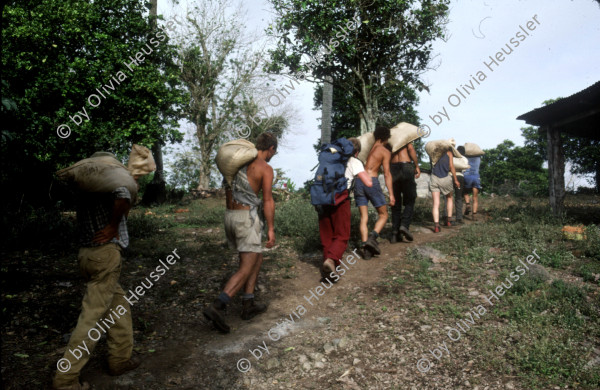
[546,126,565,217]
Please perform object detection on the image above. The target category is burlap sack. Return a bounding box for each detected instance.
[356,132,375,164]
[425,139,462,165]
[453,156,470,172]
[216,139,258,185]
[56,152,138,199]
[389,122,421,153]
[128,144,156,177]
[464,142,484,157]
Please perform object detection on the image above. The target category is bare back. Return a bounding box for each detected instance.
[391,145,410,163]
[365,143,391,177]
[226,157,274,210]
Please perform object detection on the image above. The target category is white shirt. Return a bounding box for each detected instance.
[345,156,365,189]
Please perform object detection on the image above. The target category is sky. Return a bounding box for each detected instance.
[159,0,600,188]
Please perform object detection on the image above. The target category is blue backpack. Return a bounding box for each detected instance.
[310,137,355,206]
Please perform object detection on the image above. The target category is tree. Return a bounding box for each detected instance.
[175,0,289,189]
[1,0,185,216]
[266,0,449,134]
[479,140,548,196]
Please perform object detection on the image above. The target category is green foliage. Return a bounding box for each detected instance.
[266,0,450,133]
[479,140,548,195]
[2,0,186,221]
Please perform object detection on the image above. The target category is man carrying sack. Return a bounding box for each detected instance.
[53,145,155,390]
[204,132,277,333]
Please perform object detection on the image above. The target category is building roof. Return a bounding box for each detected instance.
[517,81,600,140]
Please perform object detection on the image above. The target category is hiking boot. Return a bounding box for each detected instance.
[433,225,441,233]
[53,382,90,390]
[399,226,414,242]
[108,356,140,376]
[361,245,373,260]
[390,231,402,243]
[445,220,454,227]
[241,298,268,320]
[365,232,381,255]
[203,302,230,333]
[471,213,477,221]
[465,204,471,215]
[455,219,464,225]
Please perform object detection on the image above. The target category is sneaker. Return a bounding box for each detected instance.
[433,225,441,233]
[53,382,90,390]
[241,298,268,320]
[203,303,230,333]
[445,221,454,227]
[390,231,402,243]
[399,226,414,241]
[108,356,141,376]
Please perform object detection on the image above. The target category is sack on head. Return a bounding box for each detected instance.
[425,139,462,165]
[216,139,258,186]
[389,122,422,153]
[310,137,354,206]
[56,152,138,199]
[464,142,485,157]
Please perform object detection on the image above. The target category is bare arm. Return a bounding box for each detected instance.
[262,166,276,248]
[408,143,421,179]
[382,151,395,206]
[357,171,373,187]
[448,151,460,188]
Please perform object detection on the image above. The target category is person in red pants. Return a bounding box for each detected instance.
[318,138,372,281]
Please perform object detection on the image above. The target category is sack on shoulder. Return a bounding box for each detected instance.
[56,152,138,199]
[464,142,485,157]
[215,139,258,186]
[310,137,354,206]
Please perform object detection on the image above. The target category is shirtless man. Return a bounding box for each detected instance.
[390,142,421,243]
[354,126,395,259]
[203,133,277,333]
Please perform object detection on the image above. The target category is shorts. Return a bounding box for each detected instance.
[354,176,387,208]
[430,174,454,196]
[224,209,263,253]
[464,174,482,190]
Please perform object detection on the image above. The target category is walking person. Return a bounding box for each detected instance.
[390,142,420,243]
[203,132,277,334]
[53,149,155,390]
[318,138,372,280]
[355,126,395,259]
[430,147,460,233]
[463,147,483,220]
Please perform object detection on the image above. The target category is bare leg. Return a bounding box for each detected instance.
[472,188,479,214]
[223,252,260,298]
[373,205,388,234]
[432,191,440,223]
[359,205,369,242]
[446,193,453,219]
[243,253,263,294]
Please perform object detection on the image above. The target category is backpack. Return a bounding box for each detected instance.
[309,137,354,206]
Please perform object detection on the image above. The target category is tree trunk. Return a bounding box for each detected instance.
[546,126,565,217]
[321,76,333,145]
[142,0,168,204]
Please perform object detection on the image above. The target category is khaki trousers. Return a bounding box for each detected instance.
[53,243,133,387]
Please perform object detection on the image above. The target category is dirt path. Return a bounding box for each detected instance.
[82,220,491,389]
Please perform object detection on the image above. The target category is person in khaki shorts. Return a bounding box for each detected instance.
[430,147,460,233]
[204,132,277,333]
[53,151,155,390]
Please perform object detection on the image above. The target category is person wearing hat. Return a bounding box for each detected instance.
[53,146,155,390]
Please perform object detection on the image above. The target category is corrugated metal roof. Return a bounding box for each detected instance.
[516,81,600,139]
